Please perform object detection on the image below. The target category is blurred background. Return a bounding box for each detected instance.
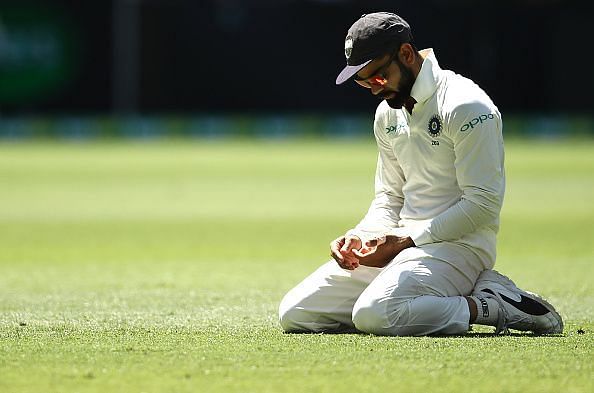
[0,0,592,138]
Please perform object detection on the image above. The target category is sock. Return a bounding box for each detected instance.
[470,295,500,326]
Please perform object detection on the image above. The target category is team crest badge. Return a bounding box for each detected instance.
[428,115,442,137]
[344,36,353,59]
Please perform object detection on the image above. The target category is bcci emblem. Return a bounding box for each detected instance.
[344,36,353,59]
[428,115,442,137]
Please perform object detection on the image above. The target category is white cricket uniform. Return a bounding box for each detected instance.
[279,49,505,336]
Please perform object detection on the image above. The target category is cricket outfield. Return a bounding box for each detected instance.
[0,138,592,392]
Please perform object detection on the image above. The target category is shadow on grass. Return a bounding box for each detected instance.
[281,330,565,338]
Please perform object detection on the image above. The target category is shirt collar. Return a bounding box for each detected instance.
[410,48,442,105]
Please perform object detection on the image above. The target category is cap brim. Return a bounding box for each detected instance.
[335,60,372,85]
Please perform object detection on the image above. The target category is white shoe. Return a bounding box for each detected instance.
[472,269,563,335]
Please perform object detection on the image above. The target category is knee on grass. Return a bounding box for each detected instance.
[278,305,311,333]
[352,296,411,336]
[278,294,326,333]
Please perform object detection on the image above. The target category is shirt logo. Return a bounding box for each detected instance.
[481,289,550,316]
[460,113,495,132]
[385,124,405,134]
[427,115,442,137]
[344,36,353,59]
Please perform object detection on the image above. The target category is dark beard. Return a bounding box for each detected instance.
[383,60,416,109]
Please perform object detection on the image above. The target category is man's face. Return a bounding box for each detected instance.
[355,51,416,109]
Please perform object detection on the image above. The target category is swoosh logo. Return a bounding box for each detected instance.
[482,289,549,316]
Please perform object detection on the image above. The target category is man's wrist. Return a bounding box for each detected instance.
[389,236,415,255]
[403,236,416,248]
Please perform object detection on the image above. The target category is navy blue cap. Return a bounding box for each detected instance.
[336,12,413,85]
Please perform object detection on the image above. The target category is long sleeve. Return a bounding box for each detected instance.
[406,102,505,245]
[348,110,406,242]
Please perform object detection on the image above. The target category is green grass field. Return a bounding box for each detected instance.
[0,138,592,392]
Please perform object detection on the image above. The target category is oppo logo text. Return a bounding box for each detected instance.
[460,113,495,132]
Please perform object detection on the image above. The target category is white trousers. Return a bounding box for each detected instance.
[279,242,485,336]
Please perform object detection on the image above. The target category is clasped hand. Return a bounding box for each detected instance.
[329,234,415,270]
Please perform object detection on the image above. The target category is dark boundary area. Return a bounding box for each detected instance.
[0,1,592,115]
[1,115,592,140]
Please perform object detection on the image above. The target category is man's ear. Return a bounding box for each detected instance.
[398,43,416,66]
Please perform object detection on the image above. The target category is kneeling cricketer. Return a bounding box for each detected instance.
[279,12,563,336]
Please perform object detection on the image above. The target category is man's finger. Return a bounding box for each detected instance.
[353,247,375,258]
[330,238,345,262]
[330,250,344,263]
[365,236,387,248]
[340,237,353,254]
[344,257,359,272]
[343,253,359,263]
[341,256,359,270]
[340,236,361,255]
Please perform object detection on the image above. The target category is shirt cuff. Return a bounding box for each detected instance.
[345,229,380,243]
[405,225,434,246]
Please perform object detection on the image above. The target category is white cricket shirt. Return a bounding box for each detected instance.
[350,48,505,267]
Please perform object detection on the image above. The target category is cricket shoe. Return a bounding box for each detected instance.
[472,269,563,335]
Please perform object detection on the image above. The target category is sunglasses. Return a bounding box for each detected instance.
[354,52,397,88]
